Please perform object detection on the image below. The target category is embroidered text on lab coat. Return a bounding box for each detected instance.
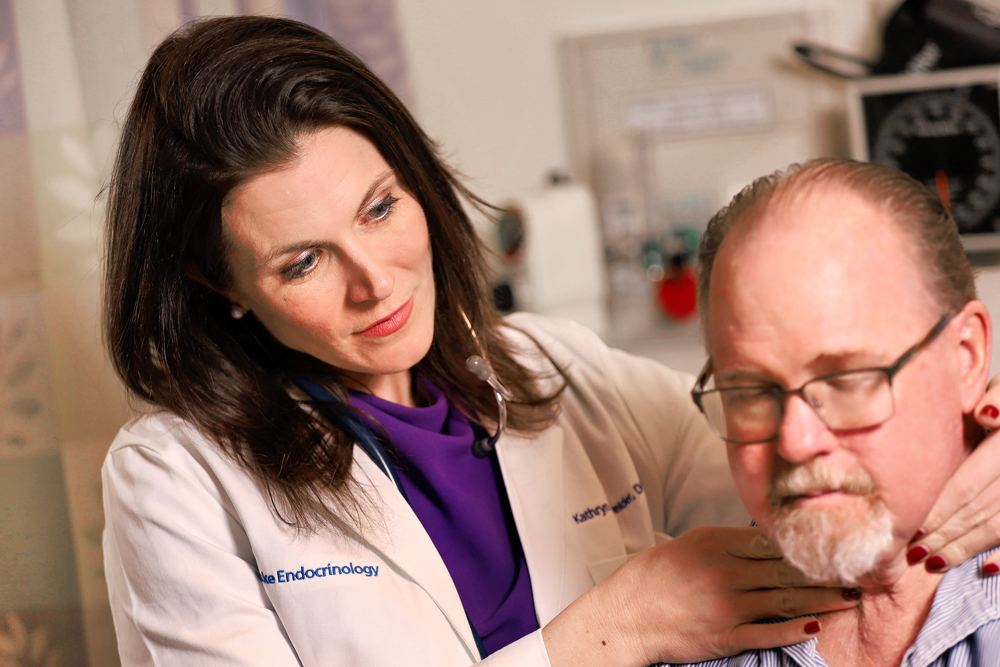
[257,562,380,584]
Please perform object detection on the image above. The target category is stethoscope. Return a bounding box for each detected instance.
[464,354,507,457]
[462,311,509,458]
[296,311,507,471]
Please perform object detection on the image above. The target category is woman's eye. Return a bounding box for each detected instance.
[366,194,399,222]
[281,251,319,280]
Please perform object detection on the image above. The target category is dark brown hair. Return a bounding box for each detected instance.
[697,157,976,347]
[104,15,561,530]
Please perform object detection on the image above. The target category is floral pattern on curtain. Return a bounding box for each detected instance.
[0,1,410,665]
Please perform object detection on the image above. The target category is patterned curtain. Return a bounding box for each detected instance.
[0,1,410,665]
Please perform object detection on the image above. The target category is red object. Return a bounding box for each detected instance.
[984,562,1000,576]
[926,555,948,571]
[906,545,929,565]
[657,264,698,320]
[804,621,821,635]
[982,405,999,419]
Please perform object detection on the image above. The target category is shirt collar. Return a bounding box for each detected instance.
[768,547,1000,667]
[903,547,1000,667]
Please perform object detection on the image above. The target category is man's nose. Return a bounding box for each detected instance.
[775,393,834,463]
[344,244,393,304]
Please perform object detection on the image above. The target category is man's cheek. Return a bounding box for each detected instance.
[728,445,772,527]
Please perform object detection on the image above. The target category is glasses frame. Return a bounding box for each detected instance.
[691,312,955,444]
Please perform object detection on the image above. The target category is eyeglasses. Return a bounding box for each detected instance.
[691,313,954,444]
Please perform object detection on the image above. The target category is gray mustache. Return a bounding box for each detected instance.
[770,460,876,508]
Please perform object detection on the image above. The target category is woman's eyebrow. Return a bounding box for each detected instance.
[356,171,395,215]
[260,170,398,267]
[262,240,323,266]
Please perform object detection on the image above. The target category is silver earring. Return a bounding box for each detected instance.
[231,305,247,319]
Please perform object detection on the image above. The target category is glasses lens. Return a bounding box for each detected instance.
[700,387,782,443]
[803,370,894,431]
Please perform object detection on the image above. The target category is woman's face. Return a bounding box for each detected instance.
[222,126,436,398]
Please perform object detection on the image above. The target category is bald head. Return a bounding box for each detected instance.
[697,159,976,352]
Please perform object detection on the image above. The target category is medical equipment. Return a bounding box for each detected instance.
[465,355,508,457]
[461,309,509,458]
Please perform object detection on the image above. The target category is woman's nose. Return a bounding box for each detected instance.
[776,393,834,464]
[344,245,393,304]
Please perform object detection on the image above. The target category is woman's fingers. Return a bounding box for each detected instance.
[738,585,861,623]
[720,618,821,656]
[911,514,1000,575]
[912,425,1000,572]
[723,528,783,560]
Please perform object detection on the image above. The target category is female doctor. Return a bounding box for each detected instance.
[101,15,1000,667]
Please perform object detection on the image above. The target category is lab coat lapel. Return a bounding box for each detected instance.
[499,424,638,626]
[497,425,585,626]
[346,447,480,661]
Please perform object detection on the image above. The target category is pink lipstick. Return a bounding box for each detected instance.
[358,297,413,337]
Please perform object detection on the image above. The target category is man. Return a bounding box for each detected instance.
[679,158,998,666]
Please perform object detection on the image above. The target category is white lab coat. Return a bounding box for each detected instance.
[102,313,748,666]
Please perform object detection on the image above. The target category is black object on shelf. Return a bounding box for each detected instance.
[796,0,1000,79]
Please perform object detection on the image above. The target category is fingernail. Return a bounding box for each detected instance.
[926,555,948,571]
[907,545,929,565]
[804,620,821,635]
[984,563,1000,576]
[983,405,999,420]
[841,587,862,601]
[911,529,926,542]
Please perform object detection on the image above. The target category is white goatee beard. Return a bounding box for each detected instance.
[769,461,894,585]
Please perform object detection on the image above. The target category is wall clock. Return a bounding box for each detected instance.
[847,65,1000,249]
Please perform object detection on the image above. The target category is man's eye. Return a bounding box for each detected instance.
[723,387,774,407]
[281,251,319,280]
[825,373,879,392]
[366,194,399,221]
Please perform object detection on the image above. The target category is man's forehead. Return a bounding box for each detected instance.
[707,181,941,379]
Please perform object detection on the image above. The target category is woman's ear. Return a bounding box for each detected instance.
[186,263,223,293]
[957,300,992,414]
[186,263,249,316]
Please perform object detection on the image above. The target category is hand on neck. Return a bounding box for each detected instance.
[816,546,946,667]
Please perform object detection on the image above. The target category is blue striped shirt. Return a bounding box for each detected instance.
[657,549,1000,667]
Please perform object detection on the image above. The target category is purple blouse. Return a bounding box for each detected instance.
[348,384,538,655]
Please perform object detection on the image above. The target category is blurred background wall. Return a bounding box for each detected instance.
[0,0,964,665]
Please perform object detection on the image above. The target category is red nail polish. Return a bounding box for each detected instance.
[804,620,821,635]
[983,405,999,419]
[907,545,929,565]
[911,529,926,542]
[984,563,1000,576]
[926,555,947,571]
[841,587,862,601]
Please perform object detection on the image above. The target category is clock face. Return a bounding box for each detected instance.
[865,85,1000,234]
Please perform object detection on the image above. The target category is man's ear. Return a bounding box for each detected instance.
[956,300,992,414]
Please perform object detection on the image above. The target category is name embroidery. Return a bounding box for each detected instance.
[573,484,644,524]
[257,562,379,584]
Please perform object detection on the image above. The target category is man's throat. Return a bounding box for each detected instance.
[815,563,945,667]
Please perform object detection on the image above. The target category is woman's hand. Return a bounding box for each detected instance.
[541,526,861,667]
[906,376,1000,576]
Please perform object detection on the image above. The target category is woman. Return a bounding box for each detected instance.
[101,15,1000,667]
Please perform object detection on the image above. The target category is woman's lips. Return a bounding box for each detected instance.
[357,297,413,337]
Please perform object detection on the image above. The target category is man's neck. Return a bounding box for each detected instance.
[815,557,945,667]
